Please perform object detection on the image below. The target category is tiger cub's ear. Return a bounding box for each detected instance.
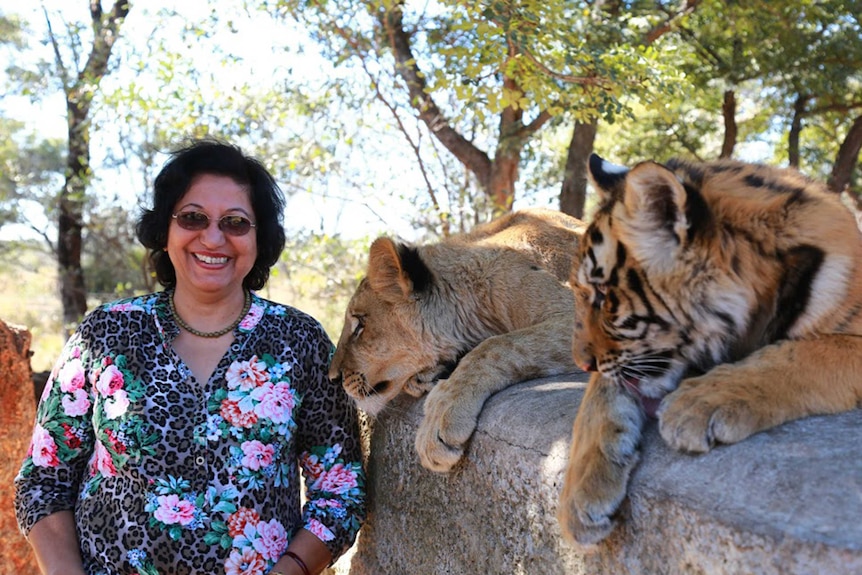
[587,153,629,203]
[617,161,690,272]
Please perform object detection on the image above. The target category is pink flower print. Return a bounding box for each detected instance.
[61,388,91,417]
[311,498,344,510]
[252,518,287,561]
[225,547,266,575]
[226,356,270,392]
[221,399,258,429]
[238,303,264,331]
[91,440,117,477]
[58,358,85,393]
[30,424,59,468]
[96,364,125,397]
[240,440,275,471]
[251,382,296,424]
[305,518,335,542]
[300,452,325,481]
[227,507,260,538]
[103,388,130,419]
[310,463,358,495]
[153,494,196,526]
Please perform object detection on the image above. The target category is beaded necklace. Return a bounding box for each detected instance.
[169,289,251,338]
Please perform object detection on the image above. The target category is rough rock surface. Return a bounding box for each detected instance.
[0,320,37,573]
[343,372,862,575]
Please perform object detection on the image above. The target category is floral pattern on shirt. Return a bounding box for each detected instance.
[15,291,366,575]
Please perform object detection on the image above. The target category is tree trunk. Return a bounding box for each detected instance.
[52,0,130,328]
[827,114,862,197]
[559,119,598,219]
[58,97,89,326]
[720,89,737,159]
[788,94,809,168]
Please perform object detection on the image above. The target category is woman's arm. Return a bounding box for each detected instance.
[294,323,367,564]
[27,511,86,575]
[270,528,332,575]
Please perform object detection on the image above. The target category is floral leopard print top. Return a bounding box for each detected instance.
[15,291,366,575]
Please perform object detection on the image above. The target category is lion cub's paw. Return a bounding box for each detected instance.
[659,375,761,453]
[414,380,481,472]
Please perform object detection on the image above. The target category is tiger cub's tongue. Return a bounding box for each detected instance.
[622,376,662,419]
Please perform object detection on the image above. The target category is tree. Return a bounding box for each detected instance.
[268,0,680,229]
[54,1,131,327]
[4,2,133,327]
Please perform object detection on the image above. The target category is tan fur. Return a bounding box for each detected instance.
[559,156,862,546]
[329,208,585,471]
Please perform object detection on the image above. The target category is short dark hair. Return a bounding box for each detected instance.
[136,138,286,290]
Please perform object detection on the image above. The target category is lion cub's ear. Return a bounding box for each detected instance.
[367,237,431,303]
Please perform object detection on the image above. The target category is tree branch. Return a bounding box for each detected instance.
[380,1,493,189]
[644,0,702,45]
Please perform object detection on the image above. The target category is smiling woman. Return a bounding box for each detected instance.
[14,139,367,575]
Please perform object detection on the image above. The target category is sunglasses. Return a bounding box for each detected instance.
[171,211,257,237]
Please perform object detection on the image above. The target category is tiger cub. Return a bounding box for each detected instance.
[558,154,862,546]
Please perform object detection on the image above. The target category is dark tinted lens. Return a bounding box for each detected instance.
[219,215,253,236]
[175,211,209,230]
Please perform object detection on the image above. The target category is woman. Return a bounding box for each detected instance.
[15,139,366,575]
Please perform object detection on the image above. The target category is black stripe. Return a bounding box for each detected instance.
[764,244,825,340]
[834,302,862,333]
[684,183,714,242]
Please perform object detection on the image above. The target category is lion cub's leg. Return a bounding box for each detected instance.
[659,335,862,453]
[558,373,645,547]
[415,316,576,472]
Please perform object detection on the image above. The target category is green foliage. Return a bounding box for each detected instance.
[269,231,370,338]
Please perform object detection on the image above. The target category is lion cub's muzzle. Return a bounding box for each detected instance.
[339,371,382,399]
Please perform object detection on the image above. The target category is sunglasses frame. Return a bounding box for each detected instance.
[171,211,257,237]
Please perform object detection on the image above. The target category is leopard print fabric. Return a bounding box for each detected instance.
[15,291,366,575]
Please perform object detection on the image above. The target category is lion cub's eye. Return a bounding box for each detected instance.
[351,315,365,338]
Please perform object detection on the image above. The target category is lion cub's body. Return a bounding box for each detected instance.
[559,155,862,545]
[329,208,585,471]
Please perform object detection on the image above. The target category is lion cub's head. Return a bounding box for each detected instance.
[330,236,453,415]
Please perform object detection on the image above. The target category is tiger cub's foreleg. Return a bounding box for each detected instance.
[659,335,862,453]
[558,373,645,546]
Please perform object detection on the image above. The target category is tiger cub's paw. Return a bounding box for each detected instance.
[558,388,644,547]
[558,449,637,547]
[659,373,762,453]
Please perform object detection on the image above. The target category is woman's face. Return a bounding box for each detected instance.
[166,173,258,299]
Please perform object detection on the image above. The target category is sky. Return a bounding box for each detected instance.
[0,0,424,243]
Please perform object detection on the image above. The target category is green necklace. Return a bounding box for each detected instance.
[169,290,251,338]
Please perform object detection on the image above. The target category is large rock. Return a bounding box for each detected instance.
[345,373,862,574]
[0,320,38,575]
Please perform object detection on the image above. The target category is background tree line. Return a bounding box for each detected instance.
[1,0,860,340]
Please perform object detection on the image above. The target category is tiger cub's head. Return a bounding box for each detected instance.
[572,154,743,409]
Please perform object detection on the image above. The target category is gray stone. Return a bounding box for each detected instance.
[343,372,862,575]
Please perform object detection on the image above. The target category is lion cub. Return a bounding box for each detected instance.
[559,154,862,545]
[329,208,585,471]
